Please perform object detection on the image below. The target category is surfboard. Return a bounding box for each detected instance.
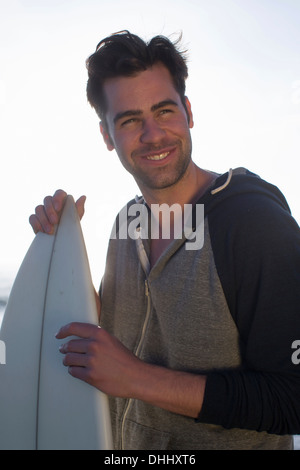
[0,196,113,450]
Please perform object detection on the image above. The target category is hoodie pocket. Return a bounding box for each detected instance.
[122,418,171,450]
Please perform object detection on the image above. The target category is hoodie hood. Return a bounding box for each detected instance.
[199,167,291,219]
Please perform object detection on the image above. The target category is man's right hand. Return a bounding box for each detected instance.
[29,189,86,234]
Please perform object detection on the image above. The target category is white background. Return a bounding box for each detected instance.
[1,0,299,289]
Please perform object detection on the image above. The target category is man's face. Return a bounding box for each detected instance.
[101,63,194,192]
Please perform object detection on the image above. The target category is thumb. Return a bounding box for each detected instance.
[75,195,86,220]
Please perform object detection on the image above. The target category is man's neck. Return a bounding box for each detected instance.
[139,162,217,268]
[140,163,217,208]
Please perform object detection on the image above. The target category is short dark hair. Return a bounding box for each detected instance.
[86,30,189,125]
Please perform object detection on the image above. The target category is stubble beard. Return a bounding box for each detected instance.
[130,138,193,191]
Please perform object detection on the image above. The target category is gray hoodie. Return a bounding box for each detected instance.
[100,168,300,450]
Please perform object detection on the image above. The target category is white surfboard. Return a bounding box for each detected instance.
[0,196,112,450]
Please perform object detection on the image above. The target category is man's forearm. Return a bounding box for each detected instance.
[133,362,207,419]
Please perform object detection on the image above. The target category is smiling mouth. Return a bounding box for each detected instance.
[146,152,170,161]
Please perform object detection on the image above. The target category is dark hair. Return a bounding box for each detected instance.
[86,30,189,125]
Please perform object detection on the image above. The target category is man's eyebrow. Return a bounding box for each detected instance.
[113,100,179,125]
[151,99,179,112]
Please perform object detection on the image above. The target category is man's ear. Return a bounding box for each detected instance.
[100,122,115,151]
[185,97,194,129]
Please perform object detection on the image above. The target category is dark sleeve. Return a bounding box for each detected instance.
[198,184,300,434]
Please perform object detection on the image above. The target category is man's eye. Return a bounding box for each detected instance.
[121,118,138,127]
[159,109,174,117]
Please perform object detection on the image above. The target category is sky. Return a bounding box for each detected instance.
[0,0,300,290]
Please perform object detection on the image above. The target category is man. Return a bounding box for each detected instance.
[29,31,300,450]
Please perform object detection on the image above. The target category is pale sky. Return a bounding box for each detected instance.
[1,0,300,289]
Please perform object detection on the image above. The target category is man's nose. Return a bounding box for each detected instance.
[140,118,166,144]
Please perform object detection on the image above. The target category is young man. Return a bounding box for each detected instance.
[29,31,300,450]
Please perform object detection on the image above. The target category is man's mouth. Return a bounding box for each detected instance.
[146,152,170,161]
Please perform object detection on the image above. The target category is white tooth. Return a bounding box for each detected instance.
[147,152,169,161]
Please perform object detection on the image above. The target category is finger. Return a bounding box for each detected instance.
[29,213,44,234]
[75,195,86,220]
[43,195,59,225]
[68,366,89,381]
[28,190,68,235]
[55,322,100,340]
[34,204,55,234]
[62,352,87,368]
[52,189,68,212]
[59,338,90,354]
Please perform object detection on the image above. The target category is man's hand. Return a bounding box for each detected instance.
[29,189,86,234]
[56,322,207,419]
[56,322,144,398]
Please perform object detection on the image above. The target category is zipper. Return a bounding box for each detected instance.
[120,278,151,450]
